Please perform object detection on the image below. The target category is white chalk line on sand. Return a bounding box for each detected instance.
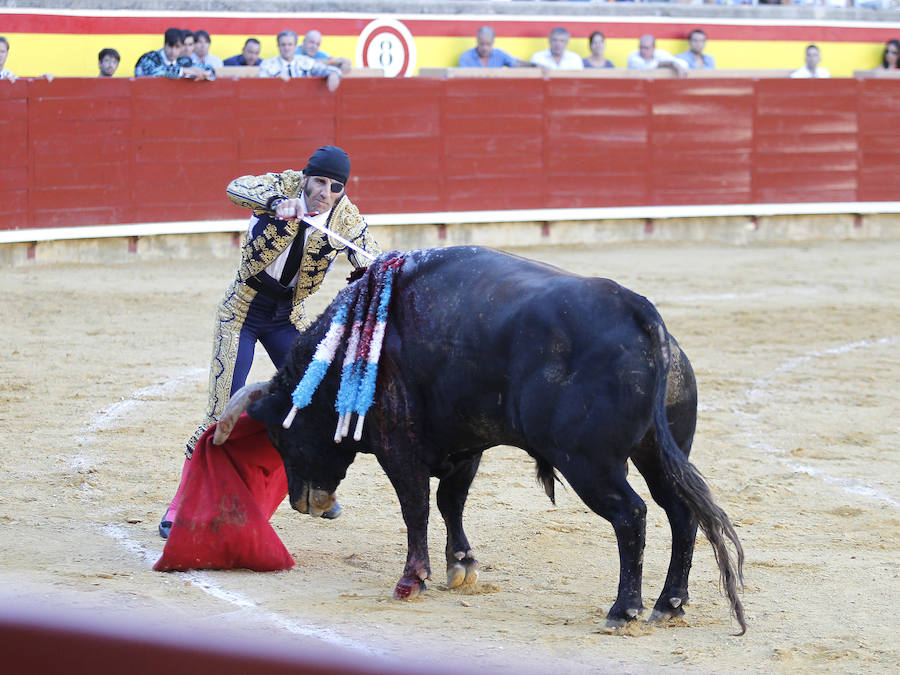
[73,368,206,448]
[102,524,382,657]
[669,287,821,304]
[738,335,900,508]
[77,374,381,658]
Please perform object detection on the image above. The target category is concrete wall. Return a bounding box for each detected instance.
[2,211,898,267]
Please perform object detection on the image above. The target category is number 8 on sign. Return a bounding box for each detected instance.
[356,19,417,78]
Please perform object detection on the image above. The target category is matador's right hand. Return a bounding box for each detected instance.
[273,198,304,220]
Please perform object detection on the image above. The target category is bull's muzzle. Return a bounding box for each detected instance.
[290,482,336,518]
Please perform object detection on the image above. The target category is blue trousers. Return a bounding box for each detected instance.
[230,291,299,396]
[186,278,301,455]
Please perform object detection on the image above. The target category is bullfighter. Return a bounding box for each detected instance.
[159,145,381,538]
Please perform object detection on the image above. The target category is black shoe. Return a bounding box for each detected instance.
[321,502,342,519]
[158,516,173,539]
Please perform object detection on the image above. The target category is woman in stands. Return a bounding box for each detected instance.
[583,31,614,69]
[881,39,900,69]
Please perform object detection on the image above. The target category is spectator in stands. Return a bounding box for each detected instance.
[627,34,687,77]
[0,36,16,83]
[458,25,535,68]
[135,27,215,80]
[880,39,900,69]
[258,30,342,91]
[583,31,615,69]
[192,30,223,70]
[181,30,195,61]
[0,35,53,82]
[790,44,830,78]
[298,29,351,74]
[98,48,120,77]
[531,27,584,70]
[223,38,262,67]
[300,30,328,59]
[677,29,716,70]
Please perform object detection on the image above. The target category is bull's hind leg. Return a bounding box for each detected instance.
[631,440,697,622]
[564,464,648,627]
[436,454,482,589]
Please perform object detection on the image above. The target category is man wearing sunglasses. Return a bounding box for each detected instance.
[159,145,381,538]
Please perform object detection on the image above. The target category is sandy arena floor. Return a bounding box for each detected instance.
[1,239,898,673]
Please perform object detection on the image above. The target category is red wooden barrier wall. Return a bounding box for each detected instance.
[3,76,900,232]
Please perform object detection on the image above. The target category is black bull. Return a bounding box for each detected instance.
[216,246,746,634]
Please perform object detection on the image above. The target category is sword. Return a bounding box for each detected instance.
[300,216,377,263]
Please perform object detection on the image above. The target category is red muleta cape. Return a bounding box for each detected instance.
[153,413,294,572]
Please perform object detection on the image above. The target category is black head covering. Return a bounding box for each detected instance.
[303,145,350,184]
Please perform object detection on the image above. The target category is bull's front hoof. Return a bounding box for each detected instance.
[447,554,479,589]
[394,576,427,600]
[606,604,644,628]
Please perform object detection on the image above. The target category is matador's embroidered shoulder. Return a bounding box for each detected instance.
[320,195,382,267]
[325,196,366,242]
[226,170,305,212]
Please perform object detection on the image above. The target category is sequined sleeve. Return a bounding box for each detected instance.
[346,225,382,268]
[225,170,305,212]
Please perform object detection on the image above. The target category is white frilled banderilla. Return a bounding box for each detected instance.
[281,255,405,442]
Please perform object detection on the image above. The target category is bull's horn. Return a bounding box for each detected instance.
[213,381,271,445]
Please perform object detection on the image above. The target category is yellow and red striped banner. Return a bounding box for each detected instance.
[1,9,898,78]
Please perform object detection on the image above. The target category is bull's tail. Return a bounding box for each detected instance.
[645,309,747,636]
[535,456,559,504]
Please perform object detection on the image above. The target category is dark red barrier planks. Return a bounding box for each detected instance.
[443,78,544,211]
[8,77,900,233]
[131,78,240,223]
[857,79,900,202]
[0,81,29,226]
[754,79,859,203]
[648,79,755,206]
[340,78,444,213]
[235,78,336,176]
[28,78,133,227]
[544,78,650,208]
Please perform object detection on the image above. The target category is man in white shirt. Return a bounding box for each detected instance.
[530,27,584,70]
[627,34,688,77]
[0,36,17,82]
[791,44,831,79]
[258,30,342,91]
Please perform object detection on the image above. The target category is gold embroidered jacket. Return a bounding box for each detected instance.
[225,169,382,328]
